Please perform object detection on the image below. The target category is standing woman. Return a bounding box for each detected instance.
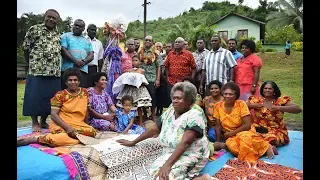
[234,39,262,99]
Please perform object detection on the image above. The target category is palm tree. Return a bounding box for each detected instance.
[266,0,303,33]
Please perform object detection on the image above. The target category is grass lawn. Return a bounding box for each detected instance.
[17,51,303,130]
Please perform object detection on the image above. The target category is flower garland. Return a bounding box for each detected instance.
[139,46,158,65]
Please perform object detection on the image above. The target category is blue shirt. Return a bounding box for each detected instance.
[61,32,93,73]
[232,50,243,61]
[285,42,292,49]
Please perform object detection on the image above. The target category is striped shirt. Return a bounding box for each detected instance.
[202,47,237,85]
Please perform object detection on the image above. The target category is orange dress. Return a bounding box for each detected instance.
[202,96,222,127]
[248,96,291,146]
[39,88,97,146]
[213,100,270,163]
[234,54,262,96]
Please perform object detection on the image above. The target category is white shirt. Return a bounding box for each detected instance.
[86,36,104,66]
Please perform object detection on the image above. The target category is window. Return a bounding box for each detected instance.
[218,31,228,41]
[237,29,248,38]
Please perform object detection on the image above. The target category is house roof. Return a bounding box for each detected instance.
[211,12,266,26]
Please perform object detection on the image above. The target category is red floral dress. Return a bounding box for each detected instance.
[248,95,291,146]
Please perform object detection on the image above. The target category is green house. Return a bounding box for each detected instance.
[212,12,265,42]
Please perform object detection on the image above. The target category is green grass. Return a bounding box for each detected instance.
[17,51,303,130]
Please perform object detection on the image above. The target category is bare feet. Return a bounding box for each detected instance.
[266,145,275,159]
[213,142,227,151]
[272,145,278,155]
[17,137,38,147]
[32,124,42,132]
[40,122,49,129]
[193,174,212,180]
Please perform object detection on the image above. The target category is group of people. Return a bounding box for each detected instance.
[18,8,302,180]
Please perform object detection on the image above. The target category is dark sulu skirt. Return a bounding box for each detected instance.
[23,75,61,116]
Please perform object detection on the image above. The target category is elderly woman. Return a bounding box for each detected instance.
[213,82,277,163]
[202,80,224,142]
[117,82,211,180]
[88,72,118,131]
[234,39,263,98]
[247,81,302,147]
[17,68,96,147]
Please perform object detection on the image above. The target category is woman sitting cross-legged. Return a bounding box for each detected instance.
[17,68,97,147]
[247,80,302,147]
[213,82,278,163]
[87,72,118,132]
[117,82,211,180]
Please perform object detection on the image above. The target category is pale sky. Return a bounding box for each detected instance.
[17,0,275,28]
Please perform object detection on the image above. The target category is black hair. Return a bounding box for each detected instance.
[132,55,140,60]
[182,76,195,86]
[121,95,134,104]
[208,80,223,89]
[260,81,281,99]
[45,9,60,18]
[91,72,107,87]
[211,34,221,41]
[228,38,238,45]
[87,24,97,30]
[63,67,82,83]
[240,39,256,53]
[221,82,240,100]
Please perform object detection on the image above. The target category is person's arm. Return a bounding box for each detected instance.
[24,51,30,65]
[252,67,261,87]
[155,55,161,88]
[215,117,222,142]
[229,67,235,82]
[226,51,237,81]
[190,54,197,80]
[83,42,94,65]
[51,108,73,132]
[22,26,35,65]
[122,118,134,133]
[247,102,263,109]
[226,115,251,137]
[84,109,89,124]
[191,68,196,80]
[88,106,107,119]
[272,102,302,114]
[98,42,104,72]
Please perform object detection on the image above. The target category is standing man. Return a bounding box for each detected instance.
[61,19,94,89]
[22,9,62,132]
[199,35,237,95]
[134,38,140,52]
[121,39,136,73]
[86,24,104,87]
[165,37,196,95]
[192,39,209,94]
[138,35,161,121]
[227,38,243,60]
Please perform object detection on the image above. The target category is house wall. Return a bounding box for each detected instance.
[214,15,261,41]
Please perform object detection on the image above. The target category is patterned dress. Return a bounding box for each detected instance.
[115,109,145,134]
[150,105,209,179]
[88,87,118,131]
[248,96,291,146]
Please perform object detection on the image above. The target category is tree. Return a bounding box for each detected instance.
[266,0,303,33]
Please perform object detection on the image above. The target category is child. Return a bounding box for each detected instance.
[113,55,152,126]
[116,95,146,134]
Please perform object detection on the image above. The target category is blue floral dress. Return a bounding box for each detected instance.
[115,108,146,134]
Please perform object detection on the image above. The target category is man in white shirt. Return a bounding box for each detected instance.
[86,24,104,87]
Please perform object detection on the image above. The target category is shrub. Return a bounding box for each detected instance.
[292,41,303,51]
[17,46,26,65]
[255,40,264,52]
[265,48,278,52]
[265,24,302,44]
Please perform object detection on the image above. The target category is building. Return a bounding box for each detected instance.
[211,12,265,42]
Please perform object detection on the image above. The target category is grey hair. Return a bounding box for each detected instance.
[170,82,197,104]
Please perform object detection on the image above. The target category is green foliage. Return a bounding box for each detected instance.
[265,24,302,44]
[17,46,26,65]
[235,36,261,52]
[265,48,278,52]
[292,41,303,51]
[255,40,264,52]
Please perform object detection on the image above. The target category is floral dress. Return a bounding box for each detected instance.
[248,95,291,146]
[150,105,209,179]
[88,87,118,131]
[115,108,146,134]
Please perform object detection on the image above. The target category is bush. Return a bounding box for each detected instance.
[292,41,303,51]
[265,24,302,44]
[255,40,264,52]
[265,48,278,52]
[17,46,26,65]
[260,48,266,53]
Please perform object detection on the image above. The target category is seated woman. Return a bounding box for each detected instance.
[202,80,223,142]
[182,76,203,107]
[247,80,302,147]
[213,82,277,163]
[117,82,211,180]
[17,68,96,147]
[88,72,118,132]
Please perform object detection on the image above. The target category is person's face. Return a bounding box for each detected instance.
[223,88,236,104]
[165,44,173,53]
[228,40,237,52]
[241,44,252,57]
[263,83,274,97]
[134,40,140,49]
[172,90,190,114]
[156,44,162,51]
[73,20,85,36]
[210,84,221,97]
[174,40,184,50]
[122,100,133,113]
[211,37,221,50]
[144,37,153,48]
[127,40,135,52]
[197,40,205,50]
[44,11,59,29]
[95,76,107,89]
[87,26,97,39]
[132,57,140,67]
[66,76,79,91]
[184,41,189,49]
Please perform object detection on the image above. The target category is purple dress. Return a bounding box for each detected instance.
[88,87,118,131]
